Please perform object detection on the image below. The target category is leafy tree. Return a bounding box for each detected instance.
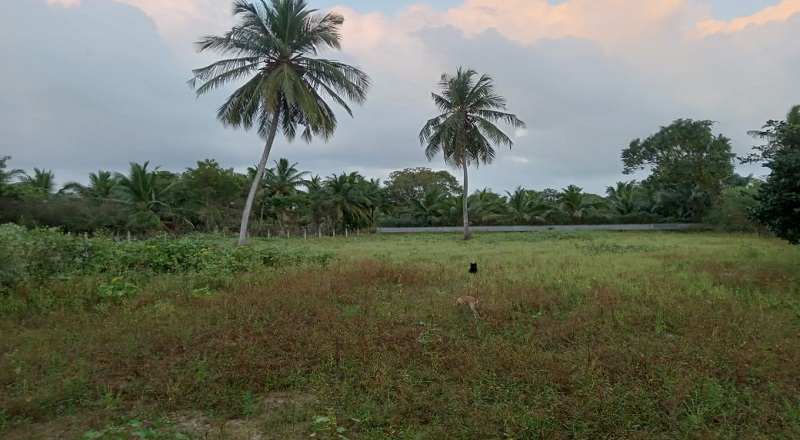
[182,159,247,231]
[621,119,735,220]
[704,182,765,233]
[741,104,800,164]
[749,147,800,243]
[747,105,800,244]
[383,167,461,208]
[419,67,525,240]
[189,0,370,246]
[0,156,24,197]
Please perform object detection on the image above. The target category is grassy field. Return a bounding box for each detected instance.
[1,230,799,439]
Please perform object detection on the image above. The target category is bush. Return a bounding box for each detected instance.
[0,225,335,294]
[0,224,90,293]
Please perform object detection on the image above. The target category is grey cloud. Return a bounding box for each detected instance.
[1,1,796,197]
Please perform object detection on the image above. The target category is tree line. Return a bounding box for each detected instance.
[2,0,797,244]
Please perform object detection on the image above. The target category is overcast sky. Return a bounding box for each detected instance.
[2,0,798,195]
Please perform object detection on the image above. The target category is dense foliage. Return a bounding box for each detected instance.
[0,223,333,295]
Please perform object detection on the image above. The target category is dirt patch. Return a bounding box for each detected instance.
[173,392,318,440]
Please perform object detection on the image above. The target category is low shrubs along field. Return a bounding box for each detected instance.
[1,226,799,439]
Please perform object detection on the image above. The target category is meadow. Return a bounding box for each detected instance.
[1,229,799,439]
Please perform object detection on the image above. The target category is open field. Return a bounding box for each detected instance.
[1,231,799,439]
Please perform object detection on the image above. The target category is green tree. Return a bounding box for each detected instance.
[406,187,449,226]
[747,105,800,244]
[550,185,608,224]
[182,159,247,231]
[383,167,461,208]
[264,158,310,197]
[61,170,119,199]
[113,161,183,232]
[749,147,800,243]
[621,119,735,220]
[419,67,526,240]
[324,172,376,230]
[741,104,800,164]
[189,0,370,246]
[605,180,641,216]
[0,156,24,197]
[504,186,548,224]
[18,168,55,197]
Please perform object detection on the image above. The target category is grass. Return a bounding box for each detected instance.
[1,230,799,438]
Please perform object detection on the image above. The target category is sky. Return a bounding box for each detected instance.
[1,0,798,196]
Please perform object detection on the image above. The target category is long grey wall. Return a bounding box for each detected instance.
[376,224,710,233]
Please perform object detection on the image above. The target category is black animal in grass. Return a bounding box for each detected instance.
[469,262,478,274]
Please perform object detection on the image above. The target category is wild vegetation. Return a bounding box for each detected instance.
[1,229,799,438]
[1,1,798,436]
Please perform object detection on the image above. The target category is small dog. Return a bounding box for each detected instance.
[456,295,480,316]
[469,262,478,274]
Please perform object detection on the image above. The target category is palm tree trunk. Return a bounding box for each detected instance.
[462,155,471,240]
[238,109,281,246]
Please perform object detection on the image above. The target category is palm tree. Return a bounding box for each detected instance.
[61,170,118,199]
[113,161,183,231]
[264,158,309,196]
[504,186,548,224]
[18,168,56,197]
[189,0,370,246]
[551,185,608,223]
[419,67,525,240]
[407,187,448,226]
[605,180,640,216]
[324,172,375,230]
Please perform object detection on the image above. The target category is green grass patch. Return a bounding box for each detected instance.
[1,230,799,438]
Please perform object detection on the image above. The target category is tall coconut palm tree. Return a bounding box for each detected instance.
[419,67,525,240]
[189,0,370,246]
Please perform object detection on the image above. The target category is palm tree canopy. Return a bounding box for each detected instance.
[419,67,526,169]
[188,0,371,142]
[264,158,310,196]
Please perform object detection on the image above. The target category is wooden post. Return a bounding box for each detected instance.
[304,228,307,239]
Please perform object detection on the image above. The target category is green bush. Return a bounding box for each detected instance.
[0,225,335,294]
[0,224,90,293]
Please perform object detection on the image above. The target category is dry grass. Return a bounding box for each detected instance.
[1,231,799,438]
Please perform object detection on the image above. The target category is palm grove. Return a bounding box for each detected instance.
[1,0,798,245]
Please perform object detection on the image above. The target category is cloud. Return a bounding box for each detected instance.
[46,0,81,7]
[697,0,800,35]
[6,0,799,196]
